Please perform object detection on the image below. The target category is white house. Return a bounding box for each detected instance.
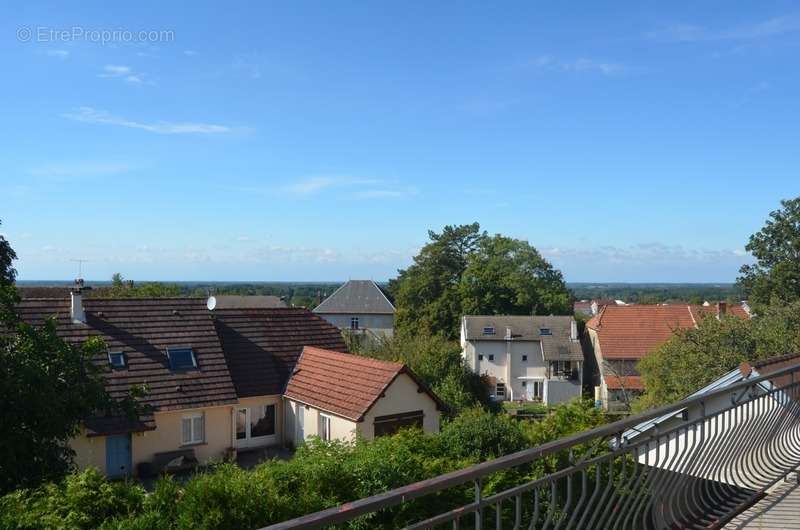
[313,280,395,339]
[460,315,584,405]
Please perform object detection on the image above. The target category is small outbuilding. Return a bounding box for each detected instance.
[283,347,443,445]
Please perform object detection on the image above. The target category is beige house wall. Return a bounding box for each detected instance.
[132,405,235,466]
[283,397,358,446]
[71,431,107,474]
[358,373,440,439]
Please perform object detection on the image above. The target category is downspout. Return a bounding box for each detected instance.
[505,327,513,401]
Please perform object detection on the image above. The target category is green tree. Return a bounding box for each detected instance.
[738,196,800,306]
[391,224,570,339]
[0,219,17,286]
[355,331,494,414]
[636,303,800,409]
[391,223,484,338]
[103,273,181,298]
[460,235,571,316]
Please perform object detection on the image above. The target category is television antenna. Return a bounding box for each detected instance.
[70,259,88,279]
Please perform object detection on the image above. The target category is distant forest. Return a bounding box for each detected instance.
[569,282,743,305]
[18,280,743,307]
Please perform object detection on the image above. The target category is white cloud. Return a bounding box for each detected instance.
[45,49,69,58]
[281,176,380,196]
[530,55,624,76]
[184,50,198,56]
[647,14,800,42]
[62,107,233,134]
[236,236,254,242]
[98,65,150,84]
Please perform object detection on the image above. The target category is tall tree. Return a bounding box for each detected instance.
[390,223,485,338]
[738,196,800,306]
[0,220,17,286]
[459,235,571,316]
[391,224,571,338]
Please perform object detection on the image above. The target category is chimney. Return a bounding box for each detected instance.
[70,278,86,324]
[571,319,578,341]
[717,301,727,318]
[505,326,512,340]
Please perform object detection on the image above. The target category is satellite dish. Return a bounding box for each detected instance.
[206,296,217,311]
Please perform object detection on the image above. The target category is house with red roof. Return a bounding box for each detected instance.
[586,302,750,410]
[15,284,442,479]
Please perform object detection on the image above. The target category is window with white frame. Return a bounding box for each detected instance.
[350,317,359,330]
[181,413,204,445]
[532,380,543,399]
[488,354,494,361]
[319,413,332,441]
[495,382,506,398]
[108,351,126,369]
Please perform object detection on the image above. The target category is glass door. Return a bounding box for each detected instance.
[236,408,249,446]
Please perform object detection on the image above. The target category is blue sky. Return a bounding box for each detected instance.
[1,2,799,282]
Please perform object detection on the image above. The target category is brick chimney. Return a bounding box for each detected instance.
[70,279,86,324]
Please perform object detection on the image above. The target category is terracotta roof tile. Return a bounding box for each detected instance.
[605,375,644,390]
[587,303,750,361]
[284,347,442,421]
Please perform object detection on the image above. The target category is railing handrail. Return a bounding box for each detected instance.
[262,361,800,530]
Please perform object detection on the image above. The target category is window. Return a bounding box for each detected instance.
[539,328,552,336]
[521,381,526,388]
[251,405,276,437]
[319,413,332,441]
[495,382,506,398]
[551,361,572,377]
[488,354,495,361]
[374,410,424,437]
[108,351,126,369]
[522,355,528,362]
[350,317,359,330]
[167,347,197,371]
[478,354,484,361]
[181,413,204,445]
[532,380,543,399]
[482,327,495,335]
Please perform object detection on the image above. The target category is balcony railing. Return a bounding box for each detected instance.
[263,363,800,530]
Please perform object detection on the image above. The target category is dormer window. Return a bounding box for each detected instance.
[108,351,126,369]
[482,327,495,335]
[539,328,552,336]
[167,347,198,371]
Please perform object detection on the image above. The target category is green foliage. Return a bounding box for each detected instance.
[0,220,16,287]
[569,282,742,305]
[0,402,606,530]
[353,331,494,414]
[391,223,570,339]
[738,196,800,307]
[391,223,484,339]
[0,468,144,530]
[460,235,570,317]
[102,273,181,298]
[636,302,800,409]
[0,287,123,494]
[438,407,528,460]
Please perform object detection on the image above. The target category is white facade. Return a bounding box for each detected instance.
[460,318,583,406]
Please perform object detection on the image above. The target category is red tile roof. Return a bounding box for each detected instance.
[213,308,347,398]
[605,375,644,390]
[284,346,443,421]
[587,303,750,360]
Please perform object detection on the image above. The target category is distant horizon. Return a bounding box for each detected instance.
[14,279,739,287]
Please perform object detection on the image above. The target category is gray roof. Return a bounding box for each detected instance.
[213,295,288,309]
[313,280,395,315]
[463,315,583,362]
